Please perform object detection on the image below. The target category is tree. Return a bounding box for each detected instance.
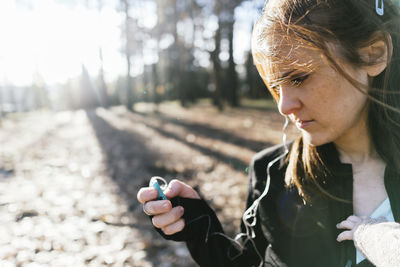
[97,48,110,107]
[120,0,135,111]
[224,0,242,107]
[245,50,269,99]
[79,65,98,109]
[210,0,224,110]
[96,0,110,108]
[28,74,50,110]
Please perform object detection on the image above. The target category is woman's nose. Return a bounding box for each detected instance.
[278,86,301,116]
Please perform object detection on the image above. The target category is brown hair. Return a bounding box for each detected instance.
[252,0,400,202]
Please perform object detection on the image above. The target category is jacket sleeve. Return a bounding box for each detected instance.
[153,174,270,266]
[153,144,290,267]
[183,158,272,267]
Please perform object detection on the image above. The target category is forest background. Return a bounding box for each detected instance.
[1,0,400,266]
[1,0,399,112]
[0,0,272,113]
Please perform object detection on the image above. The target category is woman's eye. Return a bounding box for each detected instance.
[290,75,309,86]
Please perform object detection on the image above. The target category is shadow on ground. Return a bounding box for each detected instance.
[86,110,199,266]
[86,107,273,266]
[129,110,271,152]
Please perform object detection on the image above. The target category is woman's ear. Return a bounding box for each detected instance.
[359,33,393,77]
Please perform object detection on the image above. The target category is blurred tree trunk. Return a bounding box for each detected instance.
[80,65,97,109]
[97,0,109,108]
[31,85,49,110]
[150,14,161,110]
[172,0,187,107]
[226,13,239,107]
[125,51,133,110]
[142,66,149,102]
[245,51,256,98]
[209,1,224,110]
[154,0,167,104]
[27,72,50,111]
[121,0,134,111]
[211,19,223,111]
[152,64,160,111]
[98,48,110,108]
[10,88,17,112]
[245,50,270,99]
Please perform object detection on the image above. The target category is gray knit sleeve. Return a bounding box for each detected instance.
[354,220,400,266]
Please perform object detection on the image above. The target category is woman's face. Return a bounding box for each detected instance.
[259,45,369,147]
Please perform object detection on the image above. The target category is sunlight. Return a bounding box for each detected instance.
[0,0,255,88]
[0,0,124,86]
[0,0,258,90]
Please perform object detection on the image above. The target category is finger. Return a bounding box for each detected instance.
[346,215,362,223]
[142,200,172,216]
[337,231,354,242]
[143,204,150,215]
[161,218,185,235]
[336,220,355,230]
[164,179,200,199]
[137,187,158,204]
[152,206,185,228]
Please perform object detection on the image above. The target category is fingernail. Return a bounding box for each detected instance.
[162,202,170,209]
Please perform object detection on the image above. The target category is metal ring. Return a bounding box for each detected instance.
[149,176,167,190]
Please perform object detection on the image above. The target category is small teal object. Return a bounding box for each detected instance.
[152,180,168,200]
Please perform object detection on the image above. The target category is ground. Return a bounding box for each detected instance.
[0,101,297,267]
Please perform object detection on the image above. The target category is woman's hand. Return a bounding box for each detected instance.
[336,215,370,242]
[137,179,200,235]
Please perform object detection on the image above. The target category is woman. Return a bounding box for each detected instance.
[137,0,400,266]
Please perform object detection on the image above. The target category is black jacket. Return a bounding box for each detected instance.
[155,143,400,267]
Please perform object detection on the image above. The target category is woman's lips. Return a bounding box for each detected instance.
[296,120,314,129]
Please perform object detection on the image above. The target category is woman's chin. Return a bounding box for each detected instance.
[302,132,331,147]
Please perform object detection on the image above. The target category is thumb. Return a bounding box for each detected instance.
[164,179,200,199]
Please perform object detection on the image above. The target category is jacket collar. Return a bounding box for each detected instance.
[384,165,400,221]
[318,142,400,222]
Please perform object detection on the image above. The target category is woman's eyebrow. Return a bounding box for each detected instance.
[279,70,296,79]
[269,69,306,84]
